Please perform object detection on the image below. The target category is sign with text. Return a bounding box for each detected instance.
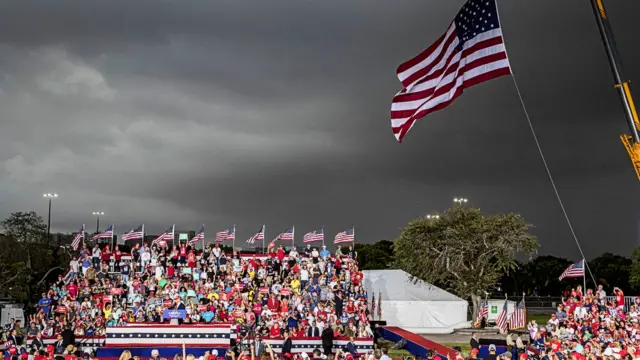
[162,310,187,319]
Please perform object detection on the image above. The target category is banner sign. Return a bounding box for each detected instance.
[162,310,187,319]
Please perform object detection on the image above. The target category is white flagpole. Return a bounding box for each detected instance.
[322,225,325,247]
[202,224,205,251]
[142,224,145,246]
[112,224,115,250]
[82,224,85,248]
[262,224,266,254]
[583,259,587,292]
[292,226,295,251]
[232,225,236,253]
[172,224,176,247]
[352,225,356,248]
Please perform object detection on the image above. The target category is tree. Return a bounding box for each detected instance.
[523,255,572,295]
[588,253,631,292]
[0,211,69,302]
[393,206,538,322]
[355,240,394,270]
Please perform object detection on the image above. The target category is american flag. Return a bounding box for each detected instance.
[247,225,265,244]
[273,227,294,242]
[559,260,585,280]
[509,297,526,329]
[122,224,144,241]
[92,225,113,241]
[303,226,324,243]
[189,224,205,246]
[390,0,511,142]
[334,227,354,244]
[215,226,235,242]
[71,225,85,251]
[495,300,508,333]
[473,299,488,327]
[152,225,175,245]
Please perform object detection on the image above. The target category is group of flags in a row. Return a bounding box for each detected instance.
[474,296,526,332]
[472,260,585,331]
[245,225,355,248]
[70,223,355,251]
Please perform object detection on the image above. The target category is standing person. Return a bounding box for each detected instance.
[470,333,480,351]
[379,348,391,360]
[252,334,265,358]
[281,331,292,355]
[321,325,334,356]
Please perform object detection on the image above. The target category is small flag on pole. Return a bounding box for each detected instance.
[122,224,144,241]
[189,225,205,246]
[559,260,585,280]
[272,227,294,242]
[71,225,85,251]
[303,226,324,243]
[334,227,354,244]
[508,296,526,329]
[495,300,508,333]
[152,225,175,246]
[247,225,265,244]
[390,0,511,142]
[215,227,235,242]
[474,299,488,328]
[92,225,113,241]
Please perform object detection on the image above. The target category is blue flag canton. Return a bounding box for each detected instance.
[345,228,354,236]
[227,227,234,235]
[454,0,500,47]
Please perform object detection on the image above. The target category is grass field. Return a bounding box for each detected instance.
[527,313,550,324]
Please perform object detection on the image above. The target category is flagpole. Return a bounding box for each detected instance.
[322,225,325,247]
[142,224,145,247]
[262,225,266,254]
[292,226,295,252]
[82,224,85,248]
[112,224,115,250]
[233,225,236,253]
[583,259,587,292]
[352,225,355,248]
[172,224,176,247]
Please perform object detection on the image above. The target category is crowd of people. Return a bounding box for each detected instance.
[9,241,373,359]
[469,285,636,360]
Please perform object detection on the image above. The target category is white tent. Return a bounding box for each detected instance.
[363,269,469,334]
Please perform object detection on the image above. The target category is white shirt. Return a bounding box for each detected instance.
[300,269,309,281]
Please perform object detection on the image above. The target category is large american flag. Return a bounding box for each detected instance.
[273,227,294,242]
[122,224,144,241]
[92,225,114,241]
[509,298,526,329]
[334,227,354,244]
[188,225,205,246]
[246,225,264,244]
[495,300,508,333]
[473,299,488,327]
[215,226,235,242]
[71,225,85,251]
[559,260,585,280]
[152,225,175,245]
[390,0,511,142]
[303,226,324,243]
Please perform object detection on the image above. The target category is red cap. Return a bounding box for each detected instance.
[9,347,17,355]
[21,352,29,359]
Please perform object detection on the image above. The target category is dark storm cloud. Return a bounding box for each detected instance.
[0,0,639,259]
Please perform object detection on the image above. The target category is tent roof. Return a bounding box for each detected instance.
[363,269,465,302]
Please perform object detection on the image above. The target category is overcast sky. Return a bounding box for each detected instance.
[0,0,638,259]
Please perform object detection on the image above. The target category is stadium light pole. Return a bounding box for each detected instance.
[92,212,104,233]
[43,193,58,243]
[453,197,468,205]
